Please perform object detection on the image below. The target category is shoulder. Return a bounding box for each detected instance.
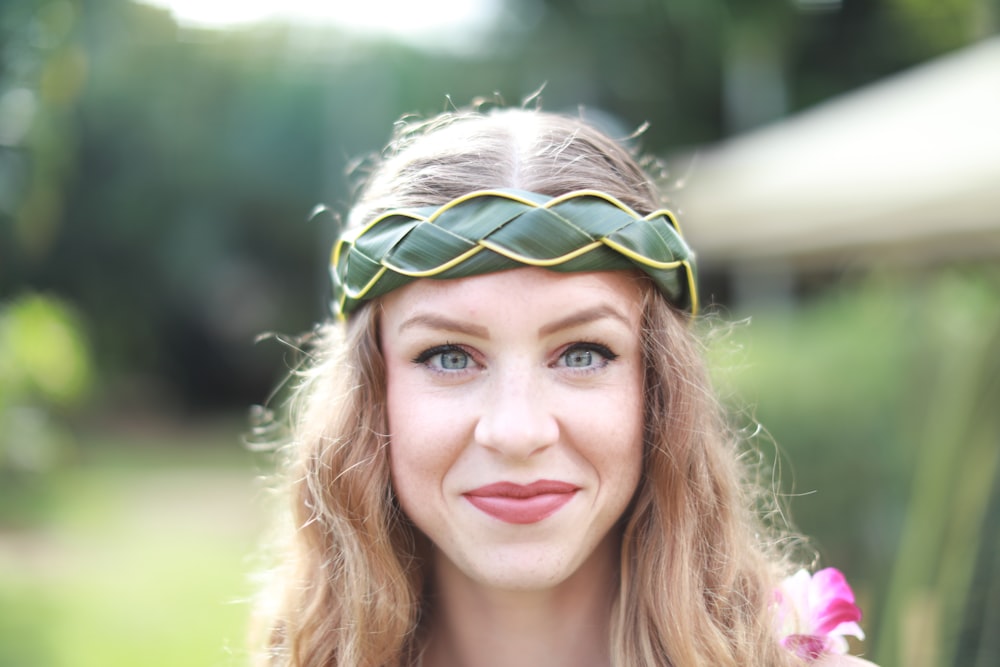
[812,655,879,667]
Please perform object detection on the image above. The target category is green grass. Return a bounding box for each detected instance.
[0,422,267,667]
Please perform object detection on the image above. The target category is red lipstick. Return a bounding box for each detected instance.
[464,480,578,524]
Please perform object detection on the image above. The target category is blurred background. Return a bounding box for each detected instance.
[1,0,998,665]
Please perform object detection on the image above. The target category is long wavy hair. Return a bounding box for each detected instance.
[254,107,804,667]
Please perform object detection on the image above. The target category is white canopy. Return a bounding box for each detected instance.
[673,37,1000,269]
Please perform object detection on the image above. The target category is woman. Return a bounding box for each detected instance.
[254,107,874,666]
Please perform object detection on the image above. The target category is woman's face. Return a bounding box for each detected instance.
[380,267,644,591]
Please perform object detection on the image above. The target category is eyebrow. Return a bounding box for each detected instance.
[397,303,633,339]
[397,314,490,339]
[537,304,633,336]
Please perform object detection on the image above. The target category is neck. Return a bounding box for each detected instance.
[420,536,620,667]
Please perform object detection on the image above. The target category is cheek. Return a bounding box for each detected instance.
[387,420,431,526]
[611,413,645,496]
[386,390,428,498]
[385,383,468,513]
[593,378,645,497]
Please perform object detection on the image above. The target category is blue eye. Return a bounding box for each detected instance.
[564,348,594,368]
[558,343,617,369]
[413,345,473,372]
[438,349,470,370]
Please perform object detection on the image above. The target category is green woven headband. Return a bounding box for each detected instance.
[330,188,698,317]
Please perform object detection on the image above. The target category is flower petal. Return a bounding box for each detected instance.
[808,569,863,636]
[782,634,830,660]
[814,598,863,635]
[812,568,857,604]
[830,621,866,642]
[776,569,814,629]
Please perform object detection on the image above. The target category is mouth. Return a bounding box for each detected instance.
[463,480,579,524]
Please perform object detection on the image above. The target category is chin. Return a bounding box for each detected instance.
[442,539,612,593]
[465,562,576,592]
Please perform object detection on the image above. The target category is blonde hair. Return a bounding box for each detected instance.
[254,107,803,666]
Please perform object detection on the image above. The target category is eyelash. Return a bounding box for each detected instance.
[411,341,619,374]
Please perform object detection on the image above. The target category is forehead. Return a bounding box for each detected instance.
[379,267,645,330]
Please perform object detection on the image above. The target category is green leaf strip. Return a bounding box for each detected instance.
[331,188,697,317]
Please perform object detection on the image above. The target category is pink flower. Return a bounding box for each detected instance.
[775,568,865,661]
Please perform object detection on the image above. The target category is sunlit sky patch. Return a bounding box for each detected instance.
[134,0,504,49]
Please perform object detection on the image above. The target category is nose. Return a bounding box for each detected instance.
[474,369,559,459]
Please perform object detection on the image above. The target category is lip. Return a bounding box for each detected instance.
[463,480,579,524]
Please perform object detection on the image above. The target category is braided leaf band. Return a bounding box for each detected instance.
[331,188,697,317]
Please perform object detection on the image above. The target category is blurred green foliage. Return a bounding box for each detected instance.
[713,265,1000,666]
[0,292,93,523]
[0,433,259,667]
[0,292,92,408]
